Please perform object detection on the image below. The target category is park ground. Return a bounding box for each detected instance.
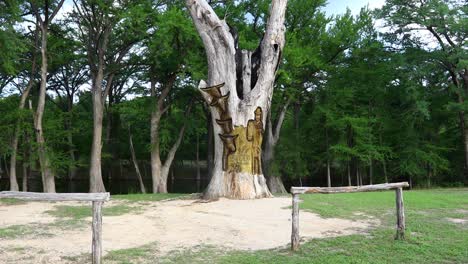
[0,189,467,263]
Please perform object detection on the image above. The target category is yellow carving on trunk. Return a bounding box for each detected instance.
[228,107,263,174]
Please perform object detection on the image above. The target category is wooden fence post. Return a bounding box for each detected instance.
[291,193,300,251]
[92,201,103,264]
[395,187,405,240]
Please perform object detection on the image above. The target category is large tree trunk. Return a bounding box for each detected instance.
[187,0,288,199]
[262,102,289,194]
[150,78,190,193]
[89,74,106,192]
[35,25,55,193]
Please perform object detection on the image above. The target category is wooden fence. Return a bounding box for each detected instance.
[0,191,110,264]
[290,182,409,251]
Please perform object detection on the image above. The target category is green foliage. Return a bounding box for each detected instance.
[0,0,466,190]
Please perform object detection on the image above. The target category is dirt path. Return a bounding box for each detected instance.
[0,197,377,263]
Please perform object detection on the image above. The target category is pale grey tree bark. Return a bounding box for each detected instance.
[150,77,192,193]
[129,129,146,193]
[187,0,288,199]
[31,0,65,193]
[262,100,290,193]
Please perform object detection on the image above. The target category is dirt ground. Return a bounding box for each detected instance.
[0,197,377,263]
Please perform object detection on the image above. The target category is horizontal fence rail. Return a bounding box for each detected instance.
[0,191,110,264]
[290,182,409,251]
[0,191,110,202]
[291,182,409,194]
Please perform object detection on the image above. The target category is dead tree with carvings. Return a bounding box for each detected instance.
[186,0,288,199]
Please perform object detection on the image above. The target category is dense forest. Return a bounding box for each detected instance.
[0,0,466,194]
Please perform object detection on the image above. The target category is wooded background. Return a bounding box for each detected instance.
[0,0,466,193]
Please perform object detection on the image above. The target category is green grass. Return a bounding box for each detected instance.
[46,204,142,220]
[102,189,468,264]
[0,224,53,239]
[0,198,27,206]
[105,245,155,264]
[112,193,190,202]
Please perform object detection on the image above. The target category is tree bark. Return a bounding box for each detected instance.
[9,27,39,192]
[325,126,331,187]
[30,0,65,193]
[35,24,55,193]
[262,100,289,194]
[347,161,351,186]
[89,78,106,192]
[196,133,201,192]
[150,78,191,193]
[187,0,288,199]
[129,129,146,193]
[206,108,214,180]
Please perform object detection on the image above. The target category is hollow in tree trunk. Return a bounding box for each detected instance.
[187,0,288,199]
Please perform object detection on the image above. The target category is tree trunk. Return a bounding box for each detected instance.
[187,0,287,199]
[427,163,432,188]
[347,161,351,186]
[150,80,190,193]
[262,120,284,193]
[325,126,331,187]
[262,102,289,194]
[22,161,28,192]
[369,160,373,185]
[89,81,106,192]
[129,130,146,193]
[66,102,77,181]
[206,110,214,180]
[9,35,38,191]
[35,25,55,193]
[196,133,201,192]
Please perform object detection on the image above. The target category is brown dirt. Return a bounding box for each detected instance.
[0,197,377,263]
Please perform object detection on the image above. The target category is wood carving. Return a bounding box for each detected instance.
[200,83,224,98]
[201,83,236,170]
[247,107,263,174]
[216,118,233,134]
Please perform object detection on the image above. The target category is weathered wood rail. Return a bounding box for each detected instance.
[0,191,110,264]
[290,182,409,251]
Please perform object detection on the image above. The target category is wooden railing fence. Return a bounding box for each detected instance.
[290,182,409,251]
[0,191,110,264]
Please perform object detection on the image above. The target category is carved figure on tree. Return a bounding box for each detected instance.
[247,107,264,175]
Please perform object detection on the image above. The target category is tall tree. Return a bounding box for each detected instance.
[30,0,65,193]
[145,5,199,193]
[73,0,145,192]
[8,25,39,191]
[48,23,88,184]
[187,0,288,199]
[377,0,467,181]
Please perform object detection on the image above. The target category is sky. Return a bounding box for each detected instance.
[56,0,387,20]
[324,0,386,15]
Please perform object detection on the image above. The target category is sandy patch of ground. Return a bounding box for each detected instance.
[0,197,377,263]
[446,218,467,224]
